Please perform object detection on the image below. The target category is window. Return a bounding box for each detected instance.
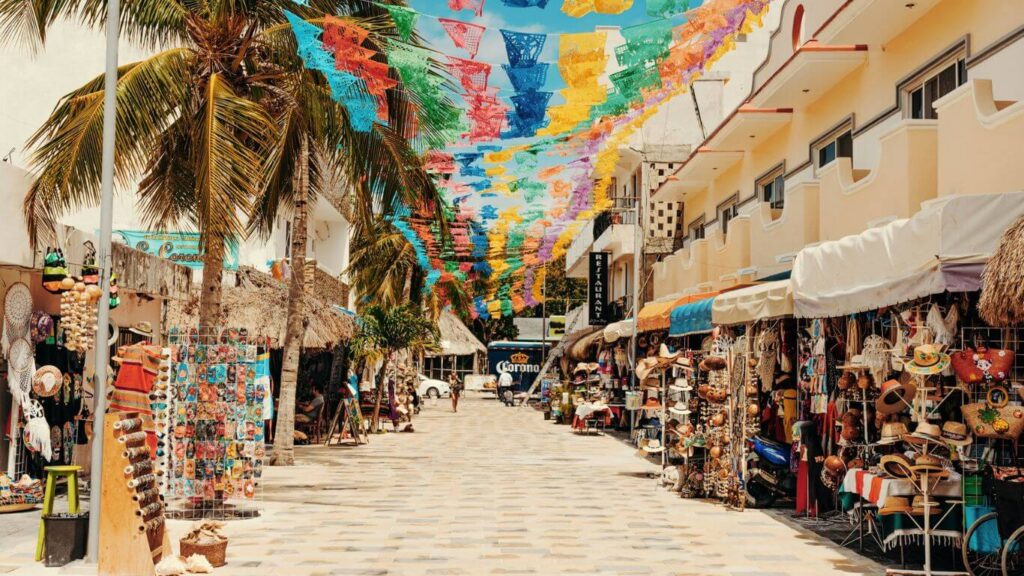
[758,167,786,210]
[718,196,739,235]
[688,217,705,242]
[905,56,967,120]
[815,129,852,170]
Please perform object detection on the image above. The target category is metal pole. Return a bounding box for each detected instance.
[541,262,547,374]
[87,0,120,562]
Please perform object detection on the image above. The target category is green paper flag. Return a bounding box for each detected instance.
[380,3,418,42]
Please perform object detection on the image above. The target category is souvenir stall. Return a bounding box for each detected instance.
[789,192,1024,575]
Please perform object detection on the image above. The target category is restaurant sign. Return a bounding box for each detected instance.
[588,252,610,326]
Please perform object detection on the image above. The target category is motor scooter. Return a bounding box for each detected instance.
[745,436,797,508]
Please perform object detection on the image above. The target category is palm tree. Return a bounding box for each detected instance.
[2,0,447,329]
[353,304,438,431]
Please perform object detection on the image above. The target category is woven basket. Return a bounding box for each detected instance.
[179,538,227,567]
[962,402,1024,443]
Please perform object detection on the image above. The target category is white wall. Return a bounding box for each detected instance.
[970,36,1024,102]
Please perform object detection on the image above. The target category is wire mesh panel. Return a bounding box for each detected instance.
[959,324,1024,469]
[164,326,266,520]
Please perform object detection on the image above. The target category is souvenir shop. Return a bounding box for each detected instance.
[646,193,1024,574]
[1,227,189,518]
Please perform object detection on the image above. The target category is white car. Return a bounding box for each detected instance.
[417,375,451,399]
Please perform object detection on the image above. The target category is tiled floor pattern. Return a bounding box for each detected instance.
[0,396,883,575]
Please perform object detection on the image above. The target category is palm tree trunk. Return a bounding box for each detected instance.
[371,355,389,432]
[270,137,310,466]
[198,236,226,337]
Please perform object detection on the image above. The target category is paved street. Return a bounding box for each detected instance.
[1,396,882,575]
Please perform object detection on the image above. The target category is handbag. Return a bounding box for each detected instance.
[961,401,1024,444]
[951,345,1013,384]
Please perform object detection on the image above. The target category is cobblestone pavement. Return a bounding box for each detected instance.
[1,395,883,575]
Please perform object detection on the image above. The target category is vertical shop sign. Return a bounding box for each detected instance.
[589,252,609,326]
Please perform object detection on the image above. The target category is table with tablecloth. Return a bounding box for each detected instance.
[840,469,964,551]
[572,402,620,430]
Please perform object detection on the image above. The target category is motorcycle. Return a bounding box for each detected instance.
[745,436,797,508]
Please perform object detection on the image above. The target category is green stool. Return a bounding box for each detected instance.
[35,465,81,562]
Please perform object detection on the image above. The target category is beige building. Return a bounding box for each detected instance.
[647,0,1024,302]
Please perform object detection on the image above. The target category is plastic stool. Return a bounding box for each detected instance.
[35,465,81,562]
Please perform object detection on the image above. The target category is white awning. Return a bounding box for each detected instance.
[793,191,1024,318]
[712,280,793,325]
[603,318,634,343]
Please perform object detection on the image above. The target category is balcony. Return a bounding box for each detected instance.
[593,223,635,262]
[749,41,868,109]
[818,119,938,242]
[650,239,710,301]
[750,180,821,277]
[935,79,1024,198]
[565,218,595,279]
[707,106,793,150]
[814,0,942,46]
[707,216,752,289]
[656,148,744,202]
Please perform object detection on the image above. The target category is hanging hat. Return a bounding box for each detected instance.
[879,454,915,479]
[875,379,917,414]
[128,321,153,337]
[32,366,62,398]
[903,344,950,375]
[878,496,913,516]
[905,422,945,447]
[635,357,662,381]
[700,355,727,372]
[658,343,681,362]
[669,377,692,393]
[641,397,662,411]
[674,356,693,371]
[641,439,665,454]
[669,400,691,416]
[941,421,973,447]
[876,421,910,445]
[911,495,941,516]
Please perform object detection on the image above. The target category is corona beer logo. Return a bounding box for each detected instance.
[509,352,529,364]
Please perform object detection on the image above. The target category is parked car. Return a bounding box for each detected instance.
[464,374,496,393]
[417,375,451,399]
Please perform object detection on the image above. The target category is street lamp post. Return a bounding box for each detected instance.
[87,0,120,562]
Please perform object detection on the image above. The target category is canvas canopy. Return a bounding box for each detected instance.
[637,291,719,332]
[669,296,715,337]
[603,318,634,343]
[792,192,1024,318]
[711,280,793,325]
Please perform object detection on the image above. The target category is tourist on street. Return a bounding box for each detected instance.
[449,372,464,412]
[497,370,513,406]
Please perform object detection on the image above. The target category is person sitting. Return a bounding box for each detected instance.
[296,388,324,424]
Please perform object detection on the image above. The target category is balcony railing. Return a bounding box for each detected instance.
[750,179,820,276]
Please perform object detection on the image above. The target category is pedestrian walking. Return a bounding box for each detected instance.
[449,372,464,412]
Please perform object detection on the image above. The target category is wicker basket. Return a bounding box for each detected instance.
[961,402,1024,443]
[179,538,227,567]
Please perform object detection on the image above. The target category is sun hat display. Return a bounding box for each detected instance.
[910,453,948,477]
[641,439,665,453]
[658,343,681,362]
[879,454,915,479]
[641,397,662,410]
[669,377,691,392]
[903,344,951,375]
[669,400,691,416]
[32,366,62,398]
[905,422,945,447]
[876,379,917,414]
[879,496,913,516]
[876,421,910,445]
[634,357,661,381]
[941,421,973,447]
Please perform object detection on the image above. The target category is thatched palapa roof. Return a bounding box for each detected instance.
[428,311,485,357]
[166,267,355,349]
[980,215,1024,326]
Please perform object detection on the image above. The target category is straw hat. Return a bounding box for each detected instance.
[879,496,913,516]
[669,377,692,393]
[911,495,941,516]
[641,397,662,411]
[941,421,973,447]
[910,453,949,478]
[635,357,661,381]
[32,366,62,398]
[642,439,665,454]
[903,344,950,375]
[876,421,909,445]
[875,379,917,414]
[904,422,945,447]
[669,400,691,416]
[879,454,915,479]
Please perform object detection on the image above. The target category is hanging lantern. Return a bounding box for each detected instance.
[41,248,69,294]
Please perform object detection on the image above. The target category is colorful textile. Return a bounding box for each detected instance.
[439,18,487,58]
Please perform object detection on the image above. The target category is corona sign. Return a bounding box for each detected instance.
[487,342,548,391]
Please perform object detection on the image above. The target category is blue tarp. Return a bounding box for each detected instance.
[669,297,715,337]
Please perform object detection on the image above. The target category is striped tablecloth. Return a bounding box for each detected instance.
[841,469,962,507]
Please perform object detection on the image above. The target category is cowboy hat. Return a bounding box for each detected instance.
[904,422,945,447]
[659,343,681,362]
[875,379,917,414]
[128,321,153,337]
[635,357,662,381]
[32,366,62,398]
[941,421,973,447]
[876,421,909,445]
[669,400,691,416]
[879,454,915,479]
[879,496,913,516]
[903,344,950,375]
